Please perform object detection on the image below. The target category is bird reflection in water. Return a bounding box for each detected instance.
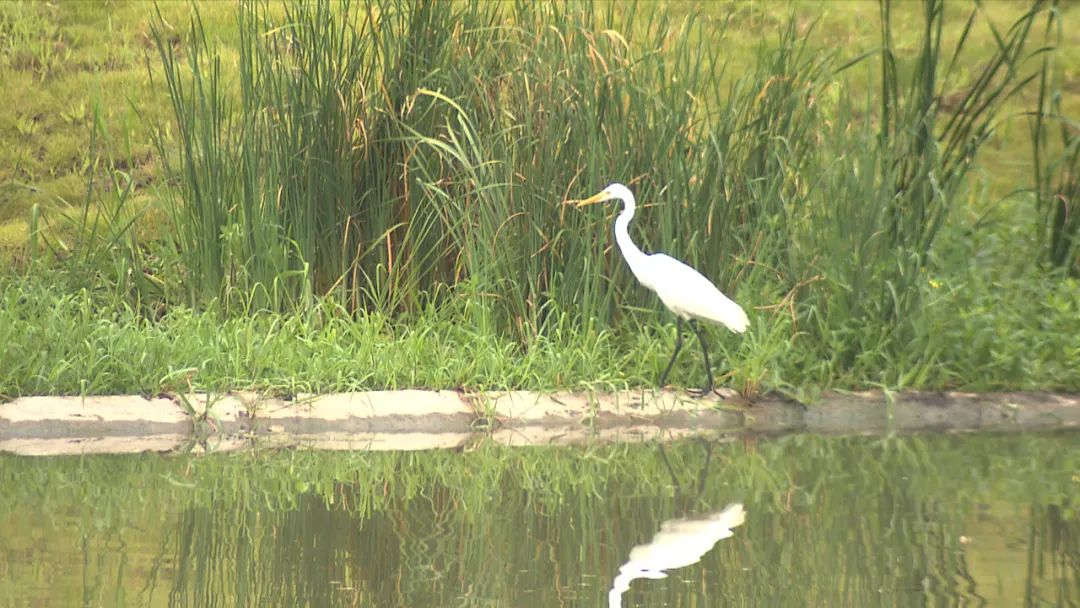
[608,503,746,607]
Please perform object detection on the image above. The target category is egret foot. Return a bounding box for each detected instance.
[686,386,714,399]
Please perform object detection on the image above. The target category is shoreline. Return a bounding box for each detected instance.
[2,389,1078,456]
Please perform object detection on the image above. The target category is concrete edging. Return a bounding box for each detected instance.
[1,389,1077,455]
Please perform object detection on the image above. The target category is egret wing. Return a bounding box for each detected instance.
[644,254,749,332]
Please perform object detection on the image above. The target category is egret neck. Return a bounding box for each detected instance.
[611,190,649,281]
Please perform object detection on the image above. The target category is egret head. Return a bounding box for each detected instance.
[574,182,635,209]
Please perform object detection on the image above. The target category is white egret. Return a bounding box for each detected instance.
[572,183,748,395]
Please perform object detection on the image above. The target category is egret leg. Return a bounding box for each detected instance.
[657,318,684,388]
[688,320,715,396]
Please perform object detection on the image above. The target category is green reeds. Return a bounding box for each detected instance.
[22,101,150,308]
[1031,0,1079,274]
[149,1,366,311]
[145,1,822,329]
[783,0,1053,379]
[131,0,1067,389]
[872,0,1045,287]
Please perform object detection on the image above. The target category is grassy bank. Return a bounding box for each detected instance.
[1,1,1079,398]
[2,266,1077,398]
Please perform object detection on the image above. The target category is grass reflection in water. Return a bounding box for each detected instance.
[0,431,1076,606]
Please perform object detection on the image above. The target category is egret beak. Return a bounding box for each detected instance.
[574,190,611,208]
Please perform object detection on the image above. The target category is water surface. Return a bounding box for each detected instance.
[1,431,1076,606]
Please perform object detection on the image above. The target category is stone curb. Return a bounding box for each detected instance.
[1,390,1077,455]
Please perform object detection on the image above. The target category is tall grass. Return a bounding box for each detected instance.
[149,1,365,311]
[145,2,816,320]
[1031,0,1080,274]
[128,0,1065,385]
[787,0,1050,378]
[25,101,154,309]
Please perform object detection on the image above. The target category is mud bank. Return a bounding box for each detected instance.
[1,390,1077,455]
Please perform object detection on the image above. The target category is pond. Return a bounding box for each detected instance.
[1,430,1077,606]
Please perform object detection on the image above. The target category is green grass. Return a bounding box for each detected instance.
[2,258,1077,398]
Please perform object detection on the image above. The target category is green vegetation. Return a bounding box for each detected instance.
[1,1,1078,397]
[2,269,1078,397]
[1,432,1076,605]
